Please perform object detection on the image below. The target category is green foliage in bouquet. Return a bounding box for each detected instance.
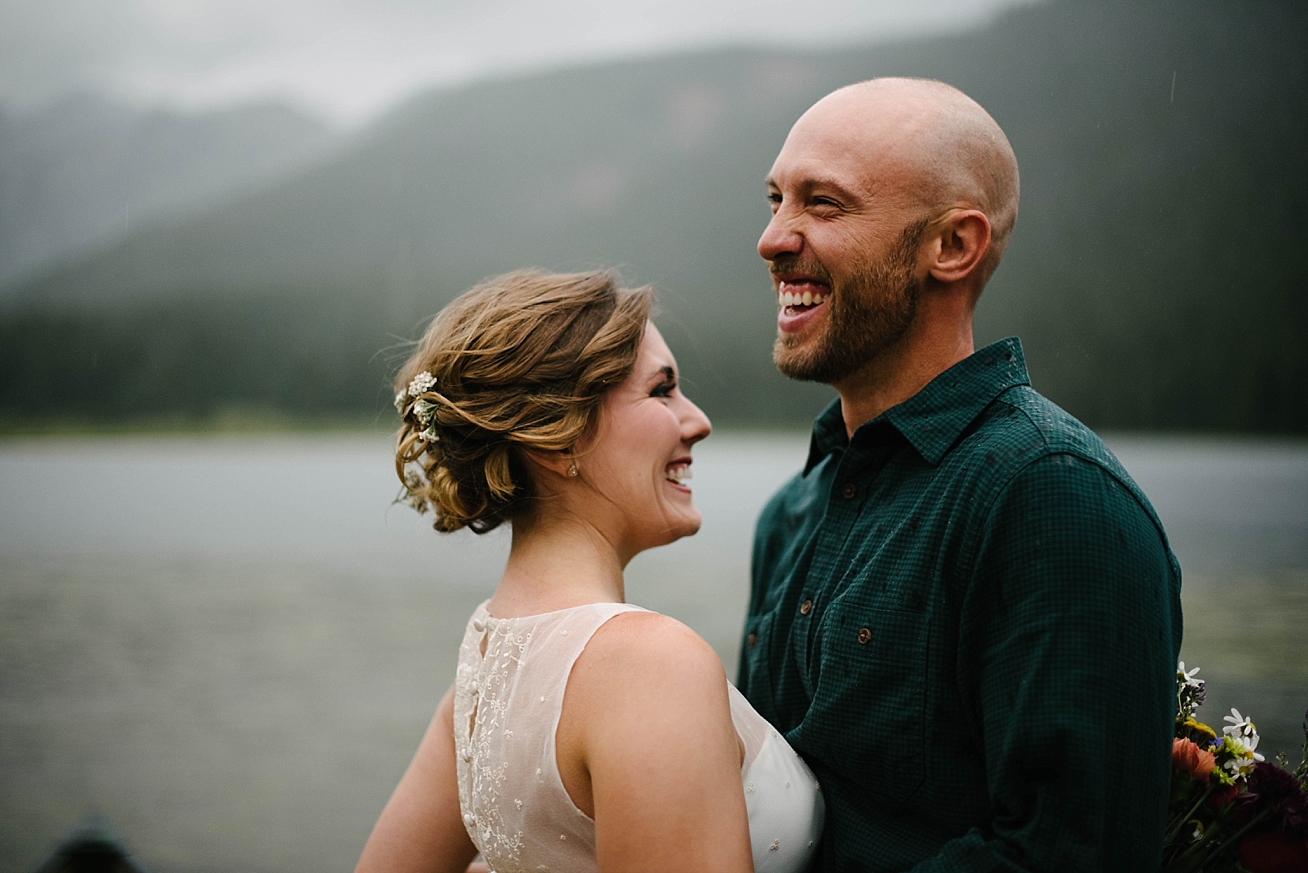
[1163,663,1308,872]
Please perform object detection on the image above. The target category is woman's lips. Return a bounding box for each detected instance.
[664,461,692,491]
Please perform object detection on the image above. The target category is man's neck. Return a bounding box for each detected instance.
[833,317,975,439]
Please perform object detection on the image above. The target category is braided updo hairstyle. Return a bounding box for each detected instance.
[394,269,653,534]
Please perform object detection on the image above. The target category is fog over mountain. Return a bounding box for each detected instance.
[1,0,1304,433]
[0,94,336,283]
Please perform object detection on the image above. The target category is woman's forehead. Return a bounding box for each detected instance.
[637,322,676,371]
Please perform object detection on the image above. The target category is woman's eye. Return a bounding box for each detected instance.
[651,382,675,398]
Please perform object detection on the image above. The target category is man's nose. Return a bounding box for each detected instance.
[758,211,802,262]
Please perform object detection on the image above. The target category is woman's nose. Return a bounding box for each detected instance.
[680,396,711,445]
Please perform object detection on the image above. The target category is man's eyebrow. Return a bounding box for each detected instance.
[765,174,860,200]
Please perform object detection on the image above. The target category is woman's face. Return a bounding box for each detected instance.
[579,322,712,559]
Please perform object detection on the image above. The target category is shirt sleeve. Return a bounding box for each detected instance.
[910,453,1182,872]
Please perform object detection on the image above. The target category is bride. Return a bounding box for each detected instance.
[356,270,822,873]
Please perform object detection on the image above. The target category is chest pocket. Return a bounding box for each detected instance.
[799,599,930,811]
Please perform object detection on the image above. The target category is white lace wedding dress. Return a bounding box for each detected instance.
[453,601,823,873]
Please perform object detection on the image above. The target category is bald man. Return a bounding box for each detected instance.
[737,79,1183,871]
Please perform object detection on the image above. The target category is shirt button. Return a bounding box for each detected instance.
[747,633,757,648]
[800,599,813,616]
[857,627,872,645]
[841,483,857,499]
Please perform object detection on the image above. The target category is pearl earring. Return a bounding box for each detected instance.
[567,462,578,478]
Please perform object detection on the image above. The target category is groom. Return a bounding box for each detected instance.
[737,78,1183,870]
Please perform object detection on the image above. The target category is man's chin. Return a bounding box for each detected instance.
[774,336,845,383]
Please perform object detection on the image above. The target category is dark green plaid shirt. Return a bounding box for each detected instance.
[739,338,1183,872]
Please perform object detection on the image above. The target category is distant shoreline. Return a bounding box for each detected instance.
[3,416,1306,445]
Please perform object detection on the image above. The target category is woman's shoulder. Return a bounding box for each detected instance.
[592,610,723,673]
[569,610,729,709]
[557,609,741,811]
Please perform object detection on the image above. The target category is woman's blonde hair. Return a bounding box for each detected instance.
[394,269,652,533]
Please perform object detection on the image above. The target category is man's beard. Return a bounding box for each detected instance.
[773,219,927,384]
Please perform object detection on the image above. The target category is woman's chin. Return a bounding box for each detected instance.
[638,511,702,552]
[666,511,703,543]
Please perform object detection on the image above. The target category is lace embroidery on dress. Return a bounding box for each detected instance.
[454,610,532,867]
[451,599,823,873]
[453,601,645,873]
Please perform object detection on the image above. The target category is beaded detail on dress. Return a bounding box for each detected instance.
[453,600,822,873]
[454,601,642,873]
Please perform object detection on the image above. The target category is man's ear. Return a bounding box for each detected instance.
[926,209,991,284]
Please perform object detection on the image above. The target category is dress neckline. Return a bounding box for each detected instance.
[476,598,645,624]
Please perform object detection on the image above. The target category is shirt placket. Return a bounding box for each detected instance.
[793,434,895,699]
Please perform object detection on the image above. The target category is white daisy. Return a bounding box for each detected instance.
[1223,708,1257,739]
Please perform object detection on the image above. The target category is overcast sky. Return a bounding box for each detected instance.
[1,0,1042,126]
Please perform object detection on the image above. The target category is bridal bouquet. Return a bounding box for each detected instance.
[1162,662,1308,872]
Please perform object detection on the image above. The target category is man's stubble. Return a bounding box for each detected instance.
[773,219,928,385]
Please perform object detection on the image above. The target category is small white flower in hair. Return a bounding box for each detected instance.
[407,371,437,397]
[413,399,437,424]
[393,390,408,412]
[419,426,440,443]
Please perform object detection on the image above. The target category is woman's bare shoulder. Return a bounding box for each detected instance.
[559,610,731,732]
[556,609,740,819]
[580,610,726,689]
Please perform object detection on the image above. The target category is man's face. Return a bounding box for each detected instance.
[759,99,928,385]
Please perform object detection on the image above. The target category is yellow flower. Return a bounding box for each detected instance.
[1182,717,1217,743]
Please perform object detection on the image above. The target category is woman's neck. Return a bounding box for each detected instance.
[487,513,627,618]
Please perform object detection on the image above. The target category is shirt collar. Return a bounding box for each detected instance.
[803,337,1030,474]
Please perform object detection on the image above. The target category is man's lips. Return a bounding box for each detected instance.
[773,274,830,334]
[773,274,831,308]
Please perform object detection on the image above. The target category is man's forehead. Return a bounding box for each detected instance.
[768,107,917,191]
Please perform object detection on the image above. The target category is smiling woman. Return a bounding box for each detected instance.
[359,269,823,873]
[392,269,654,535]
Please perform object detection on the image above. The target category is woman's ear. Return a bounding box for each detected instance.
[523,448,576,480]
[926,208,991,285]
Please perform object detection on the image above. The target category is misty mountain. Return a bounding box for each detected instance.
[2,0,1305,432]
[0,93,337,284]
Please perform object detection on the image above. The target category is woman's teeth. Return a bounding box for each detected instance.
[665,464,692,485]
[779,290,826,307]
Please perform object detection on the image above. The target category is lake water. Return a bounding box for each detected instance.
[1,431,1305,872]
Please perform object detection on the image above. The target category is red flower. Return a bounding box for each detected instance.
[1238,832,1308,873]
[1240,762,1308,834]
[1173,737,1217,784]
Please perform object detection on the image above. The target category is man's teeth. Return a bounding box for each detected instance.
[779,290,826,307]
[665,464,692,485]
